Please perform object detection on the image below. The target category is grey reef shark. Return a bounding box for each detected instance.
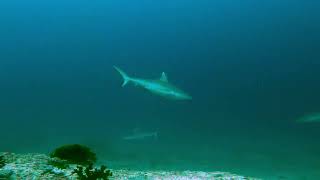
[296,113,320,123]
[114,66,192,100]
[123,131,158,141]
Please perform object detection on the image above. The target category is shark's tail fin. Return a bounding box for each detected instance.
[113,66,131,87]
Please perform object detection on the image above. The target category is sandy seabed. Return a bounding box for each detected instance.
[0,152,259,180]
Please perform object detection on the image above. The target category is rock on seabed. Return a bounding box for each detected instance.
[0,152,260,180]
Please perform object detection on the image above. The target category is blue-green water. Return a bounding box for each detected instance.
[1,0,320,179]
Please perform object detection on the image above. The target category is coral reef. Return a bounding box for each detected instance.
[50,144,96,165]
[0,152,259,179]
[0,155,5,168]
[0,153,73,179]
[0,169,13,179]
[49,144,113,179]
[48,158,69,170]
[72,163,112,180]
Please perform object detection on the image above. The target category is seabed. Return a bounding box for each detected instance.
[0,152,260,180]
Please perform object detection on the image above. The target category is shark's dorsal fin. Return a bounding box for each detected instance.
[160,72,168,82]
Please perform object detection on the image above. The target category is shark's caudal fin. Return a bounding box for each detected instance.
[114,66,131,87]
[160,72,168,82]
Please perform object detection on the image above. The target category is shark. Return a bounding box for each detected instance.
[123,131,158,140]
[113,66,192,100]
[296,113,320,123]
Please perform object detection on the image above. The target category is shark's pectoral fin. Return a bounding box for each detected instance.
[160,72,168,82]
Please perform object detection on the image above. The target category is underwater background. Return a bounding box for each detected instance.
[0,0,319,179]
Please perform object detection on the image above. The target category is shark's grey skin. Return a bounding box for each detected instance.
[123,132,158,140]
[296,113,320,123]
[114,66,192,100]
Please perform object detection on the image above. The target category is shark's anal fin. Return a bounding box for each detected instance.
[160,72,168,82]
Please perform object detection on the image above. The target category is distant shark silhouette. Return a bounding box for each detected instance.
[296,113,320,123]
[122,130,158,140]
[114,66,192,100]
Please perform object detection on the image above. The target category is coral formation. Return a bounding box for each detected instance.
[0,155,5,168]
[0,152,258,179]
[50,144,96,165]
[48,158,69,169]
[73,163,112,180]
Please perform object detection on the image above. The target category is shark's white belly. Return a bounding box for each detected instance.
[132,79,192,100]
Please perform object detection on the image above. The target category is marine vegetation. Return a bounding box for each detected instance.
[50,144,96,165]
[73,163,112,180]
[48,158,69,169]
[0,155,5,168]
